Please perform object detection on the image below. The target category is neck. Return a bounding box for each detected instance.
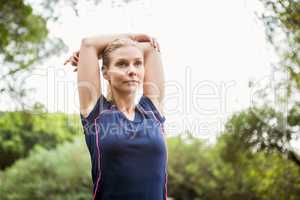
[112,91,136,113]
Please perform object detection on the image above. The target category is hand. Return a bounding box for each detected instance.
[130,34,160,52]
[63,51,79,72]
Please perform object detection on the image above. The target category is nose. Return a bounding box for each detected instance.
[126,64,137,76]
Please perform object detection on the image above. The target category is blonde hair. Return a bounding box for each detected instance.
[101,38,141,103]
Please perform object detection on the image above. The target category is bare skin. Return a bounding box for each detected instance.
[64,33,165,120]
[103,45,144,120]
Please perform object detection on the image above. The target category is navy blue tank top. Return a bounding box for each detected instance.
[80,94,168,200]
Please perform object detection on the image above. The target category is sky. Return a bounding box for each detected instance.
[7,0,295,147]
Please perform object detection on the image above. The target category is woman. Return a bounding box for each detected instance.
[64,33,168,200]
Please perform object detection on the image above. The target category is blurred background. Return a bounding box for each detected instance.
[0,0,300,199]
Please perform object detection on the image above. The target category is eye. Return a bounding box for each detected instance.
[117,62,127,67]
[134,61,143,67]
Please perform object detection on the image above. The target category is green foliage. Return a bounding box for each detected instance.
[0,0,66,108]
[166,135,300,200]
[0,0,143,108]
[217,133,300,200]
[259,0,300,95]
[220,104,300,168]
[167,134,209,200]
[1,133,300,200]
[0,111,81,170]
[256,2,300,170]
[0,137,92,200]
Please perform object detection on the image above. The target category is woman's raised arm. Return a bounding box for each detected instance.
[65,33,158,118]
[77,34,129,118]
[137,40,165,117]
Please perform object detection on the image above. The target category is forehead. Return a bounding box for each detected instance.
[110,45,143,61]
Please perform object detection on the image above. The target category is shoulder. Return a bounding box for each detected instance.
[145,96,164,117]
[80,93,112,125]
[139,94,165,123]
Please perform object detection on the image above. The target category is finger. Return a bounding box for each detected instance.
[72,62,78,67]
[145,34,152,43]
[71,58,78,65]
[153,38,159,51]
[64,58,70,65]
[150,37,155,48]
[155,39,161,52]
[64,59,70,65]
[71,53,78,62]
[71,57,77,62]
[153,38,158,50]
[73,56,78,62]
[66,55,73,64]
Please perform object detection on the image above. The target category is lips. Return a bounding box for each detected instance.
[125,80,139,83]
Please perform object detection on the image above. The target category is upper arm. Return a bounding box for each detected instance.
[142,45,165,115]
[139,95,166,123]
[147,96,165,119]
[77,39,102,118]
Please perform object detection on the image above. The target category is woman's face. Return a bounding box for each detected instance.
[105,45,144,95]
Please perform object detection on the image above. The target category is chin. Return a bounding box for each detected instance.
[120,87,137,94]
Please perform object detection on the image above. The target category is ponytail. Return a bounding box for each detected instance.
[106,82,114,103]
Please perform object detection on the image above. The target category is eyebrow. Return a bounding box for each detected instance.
[115,58,143,62]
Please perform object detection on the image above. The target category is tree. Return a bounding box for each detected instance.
[0,0,135,110]
[220,104,300,168]
[0,110,81,170]
[0,0,67,109]
[259,0,300,95]
[0,137,92,200]
[216,132,300,200]
[240,0,300,167]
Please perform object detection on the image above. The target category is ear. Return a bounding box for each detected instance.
[102,65,110,81]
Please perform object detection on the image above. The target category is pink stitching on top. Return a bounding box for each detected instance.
[92,108,113,200]
[92,117,101,200]
[90,98,168,200]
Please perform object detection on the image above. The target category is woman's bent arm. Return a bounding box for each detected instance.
[137,42,165,117]
[78,34,128,118]
[81,34,130,57]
